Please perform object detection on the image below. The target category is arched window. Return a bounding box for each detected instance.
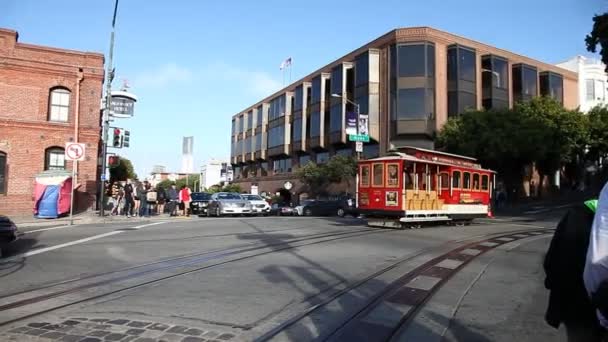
[452,171,461,189]
[48,87,71,122]
[0,152,6,194]
[45,147,66,171]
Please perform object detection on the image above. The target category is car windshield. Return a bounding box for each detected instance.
[191,192,211,201]
[243,195,263,201]
[302,200,316,205]
[216,193,242,200]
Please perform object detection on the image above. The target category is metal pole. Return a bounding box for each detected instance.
[99,0,119,217]
[356,102,361,160]
[70,160,77,225]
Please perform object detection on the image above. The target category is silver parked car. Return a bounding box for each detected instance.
[206,192,252,217]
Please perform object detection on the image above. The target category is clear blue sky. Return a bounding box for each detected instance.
[1,0,604,177]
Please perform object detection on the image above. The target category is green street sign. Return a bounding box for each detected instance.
[349,134,369,142]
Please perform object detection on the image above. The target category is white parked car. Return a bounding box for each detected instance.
[242,194,271,216]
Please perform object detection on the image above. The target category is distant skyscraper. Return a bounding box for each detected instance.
[151,165,167,174]
[181,136,194,173]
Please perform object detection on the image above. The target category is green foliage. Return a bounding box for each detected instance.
[437,97,590,194]
[206,183,242,194]
[587,105,608,161]
[109,156,137,182]
[156,174,200,191]
[586,13,608,72]
[295,156,357,195]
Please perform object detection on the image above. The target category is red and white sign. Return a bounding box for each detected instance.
[65,142,86,161]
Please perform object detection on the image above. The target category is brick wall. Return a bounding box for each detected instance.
[0,28,104,216]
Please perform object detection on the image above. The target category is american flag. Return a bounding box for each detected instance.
[280,57,292,70]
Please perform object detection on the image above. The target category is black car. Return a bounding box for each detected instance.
[190,192,212,216]
[270,203,297,216]
[300,198,359,217]
[0,216,19,256]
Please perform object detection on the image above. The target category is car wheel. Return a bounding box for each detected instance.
[337,208,345,217]
[304,208,313,216]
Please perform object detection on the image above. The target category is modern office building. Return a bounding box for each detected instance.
[230,27,578,199]
[557,55,608,112]
[0,28,105,215]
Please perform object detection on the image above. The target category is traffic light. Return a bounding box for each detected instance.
[108,156,120,167]
[112,128,122,147]
[122,130,130,148]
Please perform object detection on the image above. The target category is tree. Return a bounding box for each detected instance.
[587,105,608,161]
[586,13,608,72]
[109,156,137,183]
[295,156,357,195]
[206,183,242,194]
[156,174,200,192]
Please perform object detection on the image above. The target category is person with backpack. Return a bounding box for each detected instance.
[544,183,606,341]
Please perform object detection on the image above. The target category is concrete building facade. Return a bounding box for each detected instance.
[0,28,105,215]
[557,55,608,112]
[230,27,578,200]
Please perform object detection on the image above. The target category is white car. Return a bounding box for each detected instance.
[242,194,271,216]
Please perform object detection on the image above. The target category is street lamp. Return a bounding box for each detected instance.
[331,93,362,160]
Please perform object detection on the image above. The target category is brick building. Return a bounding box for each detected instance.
[0,28,105,216]
[230,26,579,202]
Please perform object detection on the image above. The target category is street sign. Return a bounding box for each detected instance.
[65,142,86,161]
[101,174,106,181]
[349,134,370,143]
[355,141,363,153]
[109,90,137,118]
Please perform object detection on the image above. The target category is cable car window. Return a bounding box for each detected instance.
[463,172,471,189]
[473,173,480,190]
[360,165,370,187]
[440,173,449,189]
[481,174,489,191]
[420,173,427,190]
[372,163,384,187]
[452,171,461,188]
[404,173,413,189]
[386,163,399,188]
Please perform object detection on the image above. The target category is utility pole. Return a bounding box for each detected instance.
[99,0,119,217]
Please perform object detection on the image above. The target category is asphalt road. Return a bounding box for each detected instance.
[0,212,567,342]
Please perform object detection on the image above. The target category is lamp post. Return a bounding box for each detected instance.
[331,93,362,160]
[99,0,120,217]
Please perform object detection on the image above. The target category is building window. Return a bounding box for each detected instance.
[316,152,329,164]
[45,147,66,170]
[0,152,6,194]
[482,55,509,110]
[448,45,477,117]
[48,87,70,122]
[540,72,563,104]
[586,79,596,101]
[273,158,292,174]
[398,88,427,119]
[299,155,311,166]
[335,148,352,157]
[260,162,268,176]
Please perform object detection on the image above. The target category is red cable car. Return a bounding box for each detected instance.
[356,146,496,228]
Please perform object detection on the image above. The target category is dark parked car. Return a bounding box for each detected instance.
[190,192,212,216]
[299,198,359,217]
[0,215,19,256]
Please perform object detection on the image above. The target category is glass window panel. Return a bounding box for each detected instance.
[360,165,370,187]
[459,92,477,113]
[398,44,426,77]
[493,58,508,89]
[459,48,476,82]
[513,66,522,97]
[336,148,351,156]
[330,105,342,133]
[46,148,65,170]
[522,66,537,96]
[427,44,435,77]
[463,172,471,189]
[448,48,457,81]
[550,74,563,103]
[587,79,595,101]
[310,112,320,137]
[440,173,449,189]
[316,152,329,164]
[473,174,480,190]
[355,53,369,86]
[481,175,489,191]
[312,77,322,102]
[397,88,427,119]
[363,143,379,159]
[452,171,461,188]
[372,163,384,186]
[293,118,302,142]
[299,155,311,166]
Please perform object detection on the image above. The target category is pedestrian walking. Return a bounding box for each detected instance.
[544,183,606,341]
[146,182,157,216]
[123,179,135,218]
[179,185,192,217]
[134,182,143,217]
[138,181,151,217]
[167,183,179,216]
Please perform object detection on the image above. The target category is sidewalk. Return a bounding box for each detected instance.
[9,211,191,229]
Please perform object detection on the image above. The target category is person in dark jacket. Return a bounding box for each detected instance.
[544,199,603,341]
[166,184,179,216]
[123,179,135,218]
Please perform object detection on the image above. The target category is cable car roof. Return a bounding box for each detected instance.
[362,151,496,173]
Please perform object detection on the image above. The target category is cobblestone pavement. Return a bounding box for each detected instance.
[2,317,237,342]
